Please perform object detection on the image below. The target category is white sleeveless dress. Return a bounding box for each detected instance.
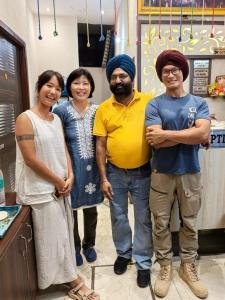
[15,110,77,289]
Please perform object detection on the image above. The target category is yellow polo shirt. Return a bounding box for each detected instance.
[93,89,152,168]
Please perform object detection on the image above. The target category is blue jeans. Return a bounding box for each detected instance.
[107,162,153,270]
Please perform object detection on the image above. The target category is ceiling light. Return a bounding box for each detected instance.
[101,10,104,15]
[46,7,50,12]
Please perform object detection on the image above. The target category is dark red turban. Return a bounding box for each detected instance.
[155,50,189,82]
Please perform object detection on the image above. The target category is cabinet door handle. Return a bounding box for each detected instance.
[19,235,28,258]
[26,223,33,243]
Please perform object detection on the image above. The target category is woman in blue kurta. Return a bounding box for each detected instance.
[54,68,103,266]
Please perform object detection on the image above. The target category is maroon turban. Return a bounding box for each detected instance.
[155,50,189,82]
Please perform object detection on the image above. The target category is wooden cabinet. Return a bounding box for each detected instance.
[0,195,37,300]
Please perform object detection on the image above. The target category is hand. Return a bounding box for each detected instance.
[201,134,211,150]
[60,175,74,197]
[100,180,113,201]
[55,178,67,194]
[210,113,217,120]
[146,127,166,146]
[146,127,152,145]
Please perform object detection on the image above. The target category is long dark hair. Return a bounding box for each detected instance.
[36,70,64,92]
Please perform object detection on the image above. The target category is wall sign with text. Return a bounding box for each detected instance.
[190,59,211,97]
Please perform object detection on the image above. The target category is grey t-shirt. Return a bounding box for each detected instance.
[145,93,210,174]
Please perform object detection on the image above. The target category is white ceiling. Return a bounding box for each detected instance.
[28,0,122,24]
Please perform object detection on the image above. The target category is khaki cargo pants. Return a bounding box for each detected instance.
[150,172,202,266]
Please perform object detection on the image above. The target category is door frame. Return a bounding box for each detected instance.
[0,20,30,110]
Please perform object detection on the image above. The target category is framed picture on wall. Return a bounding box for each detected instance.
[138,0,225,16]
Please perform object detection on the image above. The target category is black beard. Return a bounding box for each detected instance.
[110,82,133,97]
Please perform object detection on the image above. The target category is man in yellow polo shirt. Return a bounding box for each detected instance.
[93,54,153,288]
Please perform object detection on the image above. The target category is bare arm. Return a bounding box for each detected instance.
[62,145,74,196]
[96,136,113,200]
[146,125,178,148]
[147,119,210,146]
[96,136,107,181]
[16,113,66,193]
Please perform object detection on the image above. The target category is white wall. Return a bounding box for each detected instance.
[0,0,28,42]
[0,1,80,106]
[0,0,37,103]
[34,15,79,77]
[86,67,111,104]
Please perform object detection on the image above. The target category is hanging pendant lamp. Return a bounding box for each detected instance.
[52,0,58,36]
[86,0,90,47]
[37,0,43,39]
[99,0,105,42]
[114,0,117,36]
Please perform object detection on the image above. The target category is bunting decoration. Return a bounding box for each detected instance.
[178,0,183,42]
[169,0,172,40]
[190,0,194,40]
[158,0,162,39]
[201,0,205,40]
[99,0,105,42]
[86,0,90,47]
[52,0,58,36]
[210,0,215,38]
[148,0,152,44]
[36,0,42,40]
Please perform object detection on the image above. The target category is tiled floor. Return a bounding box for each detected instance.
[37,201,225,300]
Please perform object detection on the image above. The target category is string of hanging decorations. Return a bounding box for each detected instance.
[210,0,215,38]
[136,0,139,45]
[158,0,162,39]
[86,0,90,47]
[169,0,173,40]
[99,0,105,41]
[126,0,130,47]
[36,0,42,40]
[148,0,152,44]
[224,15,225,41]
[52,0,58,36]
[201,0,205,40]
[190,0,194,39]
[178,0,183,42]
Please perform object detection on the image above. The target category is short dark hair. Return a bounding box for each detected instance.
[36,70,64,92]
[66,68,95,98]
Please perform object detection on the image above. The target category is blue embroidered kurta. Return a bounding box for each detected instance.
[53,101,103,209]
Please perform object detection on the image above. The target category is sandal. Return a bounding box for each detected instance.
[68,281,100,300]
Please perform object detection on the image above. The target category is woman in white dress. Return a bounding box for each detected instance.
[15,70,99,300]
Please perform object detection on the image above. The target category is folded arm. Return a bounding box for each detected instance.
[146,125,179,148]
[146,119,210,147]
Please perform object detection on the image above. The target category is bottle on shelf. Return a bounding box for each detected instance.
[0,169,6,205]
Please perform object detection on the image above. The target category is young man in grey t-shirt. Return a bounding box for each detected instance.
[145,50,210,299]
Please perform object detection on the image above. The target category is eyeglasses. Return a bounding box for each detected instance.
[161,68,181,77]
[110,74,129,82]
